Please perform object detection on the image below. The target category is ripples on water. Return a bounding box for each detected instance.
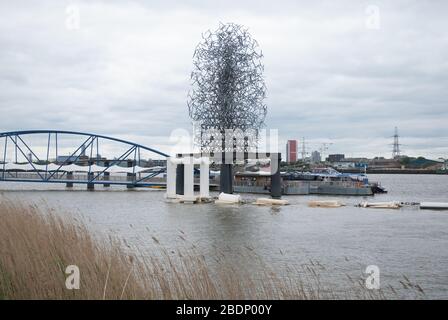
[1,174,447,298]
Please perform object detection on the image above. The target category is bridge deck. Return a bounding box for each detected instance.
[0,174,220,188]
[1,178,165,187]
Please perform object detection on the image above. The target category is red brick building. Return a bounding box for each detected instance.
[286,140,297,163]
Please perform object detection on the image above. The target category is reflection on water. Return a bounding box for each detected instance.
[1,174,447,298]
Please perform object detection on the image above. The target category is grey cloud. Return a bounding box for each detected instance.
[0,0,447,159]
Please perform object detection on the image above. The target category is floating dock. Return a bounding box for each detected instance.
[420,202,448,210]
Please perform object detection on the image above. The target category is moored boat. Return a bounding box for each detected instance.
[234,167,386,196]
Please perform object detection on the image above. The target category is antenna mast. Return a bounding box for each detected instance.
[392,127,401,158]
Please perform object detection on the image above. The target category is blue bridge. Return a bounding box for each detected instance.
[0,130,170,189]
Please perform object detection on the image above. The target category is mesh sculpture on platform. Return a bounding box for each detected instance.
[188,23,267,155]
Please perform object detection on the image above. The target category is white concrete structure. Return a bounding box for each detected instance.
[166,159,177,199]
[420,202,448,210]
[165,156,210,202]
[199,158,210,199]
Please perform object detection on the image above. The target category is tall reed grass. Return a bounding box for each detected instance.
[0,199,424,299]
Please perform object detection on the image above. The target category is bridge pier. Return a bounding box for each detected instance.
[166,158,177,198]
[87,172,94,191]
[127,173,136,189]
[103,161,110,187]
[103,172,110,187]
[176,164,184,195]
[220,163,233,194]
[126,160,135,189]
[66,172,73,188]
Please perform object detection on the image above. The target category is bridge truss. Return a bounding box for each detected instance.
[0,130,169,188]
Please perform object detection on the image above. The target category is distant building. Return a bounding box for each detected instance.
[332,161,356,169]
[147,159,167,167]
[311,151,321,163]
[137,159,167,167]
[56,154,101,165]
[286,140,298,163]
[329,156,369,170]
[368,158,400,169]
[80,144,87,156]
[327,154,345,162]
[344,157,369,163]
[56,155,78,163]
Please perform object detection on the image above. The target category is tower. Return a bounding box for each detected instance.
[301,137,307,161]
[319,142,333,163]
[286,140,297,163]
[392,127,401,159]
[80,144,86,156]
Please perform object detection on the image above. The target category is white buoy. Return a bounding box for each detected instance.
[215,192,241,204]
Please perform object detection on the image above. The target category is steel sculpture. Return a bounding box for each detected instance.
[187,23,267,193]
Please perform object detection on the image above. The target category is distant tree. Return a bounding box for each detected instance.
[400,156,411,166]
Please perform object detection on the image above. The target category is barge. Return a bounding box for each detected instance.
[234,168,386,196]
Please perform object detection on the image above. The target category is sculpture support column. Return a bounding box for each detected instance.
[183,159,195,201]
[220,163,233,194]
[200,158,210,198]
[176,164,184,195]
[166,158,177,198]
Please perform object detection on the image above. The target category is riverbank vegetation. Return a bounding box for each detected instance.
[0,200,424,299]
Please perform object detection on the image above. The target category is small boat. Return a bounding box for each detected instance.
[360,201,401,209]
[308,200,345,208]
[371,183,387,194]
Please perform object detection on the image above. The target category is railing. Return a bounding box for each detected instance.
[234,180,271,187]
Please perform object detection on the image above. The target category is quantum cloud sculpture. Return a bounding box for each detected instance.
[188,23,267,156]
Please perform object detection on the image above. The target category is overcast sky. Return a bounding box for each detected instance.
[1,0,447,160]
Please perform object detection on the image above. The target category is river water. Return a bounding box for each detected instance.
[1,174,447,299]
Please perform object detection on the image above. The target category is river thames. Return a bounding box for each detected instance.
[1,174,447,298]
